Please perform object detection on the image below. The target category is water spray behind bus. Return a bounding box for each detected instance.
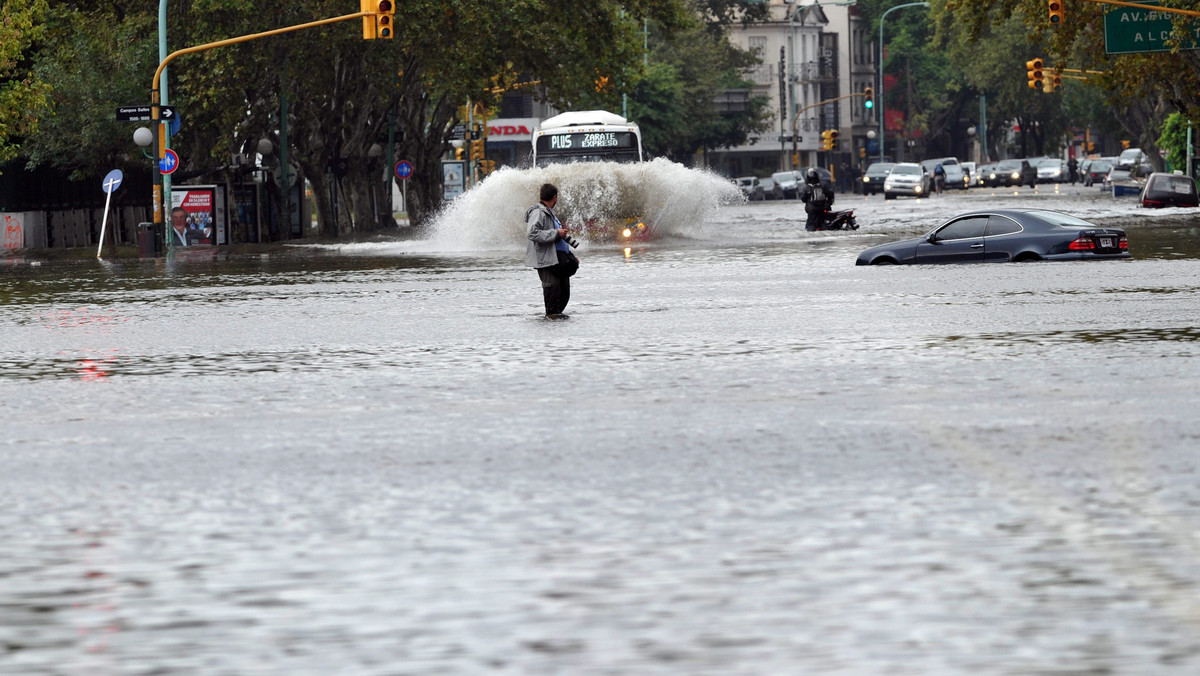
[429,111,743,250]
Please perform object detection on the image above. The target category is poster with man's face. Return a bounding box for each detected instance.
[171,188,215,245]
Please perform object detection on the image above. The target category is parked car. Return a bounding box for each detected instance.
[772,170,803,199]
[1081,158,1114,187]
[1139,172,1199,208]
[855,209,1130,265]
[861,161,895,195]
[883,162,933,199]
[974,162,999,187]
[1037,158,1069,183]
[920,157,968,190]
[759,176,782,200]
[991,159,1037,188]
[736,176,765,201]
[801,166,835,193]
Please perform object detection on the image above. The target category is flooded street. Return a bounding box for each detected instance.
[3,184,1200,674]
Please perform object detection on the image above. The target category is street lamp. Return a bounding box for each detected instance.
[878,2,929,164]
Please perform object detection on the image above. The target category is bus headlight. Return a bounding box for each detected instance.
[622,228,632,238]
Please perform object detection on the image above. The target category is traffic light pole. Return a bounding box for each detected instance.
[148,10,373,246]
[878,2,929,165]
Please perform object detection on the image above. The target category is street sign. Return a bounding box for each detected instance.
[1104,1,1199,54]
[160,148,179,175]
[116,105,180,122]
[101,169,124,194]
[117,106,153,122]
[395,159,414,179]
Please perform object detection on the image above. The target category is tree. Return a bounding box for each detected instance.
[0,0,50,168]
[25,4,157,179]
[1157,112,1193,172]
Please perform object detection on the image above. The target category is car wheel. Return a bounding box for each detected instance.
[884,193,895,200]
[871,257,898,265]
[1012,252,1041,263]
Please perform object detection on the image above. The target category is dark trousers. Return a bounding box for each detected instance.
[805,209,826,231]
[537,265,571,315]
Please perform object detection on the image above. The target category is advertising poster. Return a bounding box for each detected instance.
[442,161,466,201]
[170,186,228,246]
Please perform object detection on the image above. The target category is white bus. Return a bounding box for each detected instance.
[531,110,644,167]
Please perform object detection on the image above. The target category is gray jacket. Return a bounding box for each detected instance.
[525,202,561,268]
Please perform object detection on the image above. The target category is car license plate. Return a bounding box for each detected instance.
[1098,236,1113,248]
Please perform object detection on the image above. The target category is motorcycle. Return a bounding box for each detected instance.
[812,208,859,231]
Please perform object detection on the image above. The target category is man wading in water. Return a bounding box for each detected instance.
[525,183,578,318]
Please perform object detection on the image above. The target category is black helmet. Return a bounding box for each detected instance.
[805,168,821,184]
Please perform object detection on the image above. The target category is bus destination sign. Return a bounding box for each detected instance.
[539,131,636,153]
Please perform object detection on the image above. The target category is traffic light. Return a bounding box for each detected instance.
[469,138,484,162]
[1026,58,1044,90]
[828,129,839,150]
[1048,0,1065,24]
[480,160,496,175]
[820,129,833,151]
[454,146,465,160]
[1051,73,1062,91]
[863,86,874,109]
[1121,139,1131,149]
[362,0,394,39]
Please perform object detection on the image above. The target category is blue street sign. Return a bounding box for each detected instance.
[395,160,414,179]
[160,148,179,175]
[168,113,181,137]
[101,169,124,194]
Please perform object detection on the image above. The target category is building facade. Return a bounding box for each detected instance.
[708,0,877,182]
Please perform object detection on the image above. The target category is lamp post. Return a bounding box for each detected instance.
[878,2,929,164]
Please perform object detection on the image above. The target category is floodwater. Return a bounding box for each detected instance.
[3,173,1200,675]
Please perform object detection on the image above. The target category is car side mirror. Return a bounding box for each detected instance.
[925,233,938,243]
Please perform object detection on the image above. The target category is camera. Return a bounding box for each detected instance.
[562,233,580,248]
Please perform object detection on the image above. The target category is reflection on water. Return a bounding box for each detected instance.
[3,211,1200,674]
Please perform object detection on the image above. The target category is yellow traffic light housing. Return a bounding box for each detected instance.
[863,86,874,109]
[828,129,839,151]
[454,146,465,161]
[1026,58,1044,90]
[819,129,833,151]
[469,139,485,162]
[1051,73,1063,91]
[362,0,394,39]
[1048,0,1065,24]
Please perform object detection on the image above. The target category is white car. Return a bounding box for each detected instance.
[884,163,933,199]
[1036,158,1068,183]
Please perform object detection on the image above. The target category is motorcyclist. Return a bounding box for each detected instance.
[799,168,834,231]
